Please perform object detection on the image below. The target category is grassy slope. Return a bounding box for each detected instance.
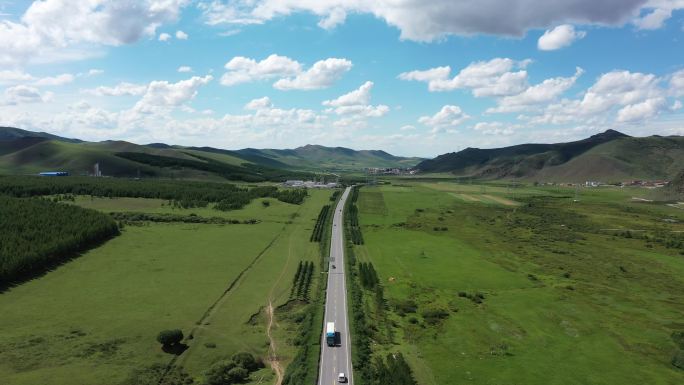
[0,190,332,385]
[237,145,422,171]
[535,136,684,182]
[417,133,684,182]
[354,183,684,385]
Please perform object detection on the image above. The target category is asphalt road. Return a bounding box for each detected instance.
[318,186,353,385]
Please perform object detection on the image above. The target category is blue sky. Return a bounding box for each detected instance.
[0,1,683,157]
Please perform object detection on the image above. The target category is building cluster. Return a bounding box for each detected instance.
[283,180,338,188]
[366,167,415,175]
[621,180,669,188]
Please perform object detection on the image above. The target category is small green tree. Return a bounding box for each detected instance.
[232,352,261,371]
[157,329,184,346]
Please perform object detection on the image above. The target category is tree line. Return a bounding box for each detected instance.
[347,187,364,244]
[310,205,331,242]
[0,195,120,286]
[0,176,307,210]
[290,261,315,300]
[116,151,312,183]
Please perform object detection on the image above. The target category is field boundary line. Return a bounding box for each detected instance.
[158,219,291,384]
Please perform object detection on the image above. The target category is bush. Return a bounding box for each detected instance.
[672,350,684,370]
[157,329,184,346]
[232,352,261,371]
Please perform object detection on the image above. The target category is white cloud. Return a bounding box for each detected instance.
[633,1,684,30]
[473,122,516,135]
[323,81,373,107]
[399,58,529,97]
[617,97,667,122]
[488,67,584,113]
[33,73,75,86]
[245,96,273,110]
[321,81,389,120]
[419,105,470,132]
[3,85,53,105]
[0,70,35,85]
[133,75,213,113]
[199,0,646,42]
[0,0,190,66]
[87,69,104,77]
[0,70,76,87]
[317,8,346,30]
[85,82,148,97]
[178,66,193,73]
[159,32,172,41]
[221,54,302,86]
[521,69,677,126]
[537,24,586,51]
[273,58,352,90]
[670,69,684,97]
[176,30,188,40]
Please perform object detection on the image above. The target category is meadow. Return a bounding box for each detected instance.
[353,181,684,385]
[0,187,333,385]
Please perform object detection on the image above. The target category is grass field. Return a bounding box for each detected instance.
[0,189,333,385]
[354,182,684,385]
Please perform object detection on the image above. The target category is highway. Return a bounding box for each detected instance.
[318,186,353,385]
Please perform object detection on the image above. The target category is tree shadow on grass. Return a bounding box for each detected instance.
[162,343,189,356]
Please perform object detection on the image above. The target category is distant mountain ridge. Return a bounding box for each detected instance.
[0,127,420,178]
[417,130,684,182]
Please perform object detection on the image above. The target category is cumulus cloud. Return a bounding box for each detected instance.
[221,54,302,86]
[670,69,684,97]
[0,70,35,85]
[159,32,172,41]
[399,58,529,97]
[176,30,188,40]
[87,69,104,77]
[273,58,352,90]
[322,81,389,120]
[220,54,351,90]
[2,85,53,105]
[133,75,213,113]
[0,70,76,87]
[245,96,273,110]
[198,0,647,42]
[84,82,148,97]
[633,0,684,30]
[33,73,75,86]
[323,81,373,107]
[488,67,584,113]
[473,122,516,135]
[419,105,470,132]
[520,69,678,126]
[537,24,586,50]
[178,66,193,73]
[0,0,190,66]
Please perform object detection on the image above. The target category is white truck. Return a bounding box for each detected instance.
[326,322,336,346]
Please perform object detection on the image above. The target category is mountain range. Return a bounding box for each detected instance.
[1,127,682,184]
[416,130,684,182]
[0,127,421,180]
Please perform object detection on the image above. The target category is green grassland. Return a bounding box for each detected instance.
[353,182,684,385]
[0,189,333,385]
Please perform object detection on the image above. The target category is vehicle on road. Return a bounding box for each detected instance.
[332,264,336,269]
[326,322,336,346]
[338,373,347,383]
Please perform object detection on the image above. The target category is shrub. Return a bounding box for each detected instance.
[672,350,684,370]
[232,352,261,371]
[157,329,184,346]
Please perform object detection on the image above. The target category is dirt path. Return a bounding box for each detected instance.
[266,301,283,385]
[265,224,300,385]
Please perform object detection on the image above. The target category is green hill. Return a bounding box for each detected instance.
[0,127,419,180]
[235,144,422,171]
[416,130,684,182]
